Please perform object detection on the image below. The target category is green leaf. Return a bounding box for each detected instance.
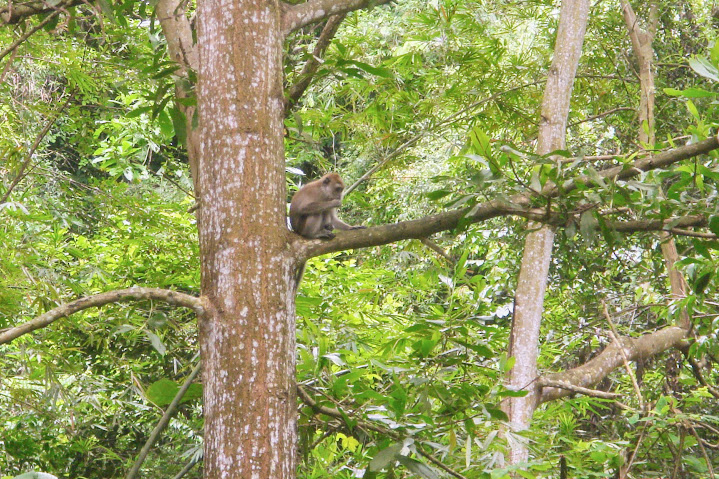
[96,0,117,22]
[146,378,179,406]
[369,443,403,471]
[169,106,187,145]
[709,216,719,235]
[146,378,202,406]
[145,330,167,355]
[426,189,452,201]
[663,87,717,98]
[686,100,700,120]
[694,271,712,295]
[688,56,719,82]
[485,406,508,420]
[343,60,394,78]
[396,456,441,479]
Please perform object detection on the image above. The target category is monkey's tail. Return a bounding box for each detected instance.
[292,261,306,294]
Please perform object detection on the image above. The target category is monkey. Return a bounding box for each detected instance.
[289,172,365,239]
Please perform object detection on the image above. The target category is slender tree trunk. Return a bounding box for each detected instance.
[195,1,297,477]
[621,0,658,147]
[503,0,590,466]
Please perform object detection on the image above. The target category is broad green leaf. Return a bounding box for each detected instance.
[369,443,403,471]
[688,56,719,82]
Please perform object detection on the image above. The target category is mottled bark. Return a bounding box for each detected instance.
[195,1,296,477]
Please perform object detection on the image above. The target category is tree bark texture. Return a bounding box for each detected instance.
[503,0,590,466]
[195,1,297,477]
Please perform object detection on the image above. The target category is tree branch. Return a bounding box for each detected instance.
[539,326,688,403]
[552,134,719,196]
[0,0,78,24]
[0,9,59,62]
[295,133,719,259]
[285,13,346,115]
[125,361,203,479]
[1,91,74,204]
[537,378,623,400]
[281,0,391,36]
[0,287,204,345]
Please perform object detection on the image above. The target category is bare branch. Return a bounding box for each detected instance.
[1,91,74,204]
[567,107,634,128]
[685,355,719,399]
[126,361,203,479]
[285,13,346,115]
[0,10,59,62]
[669,228,717,239]
[0,287,204,345]
[539,326,688,403]
[281,0,391,36]
[537,378,624,401]
[419,238,455,265]
[0,0,78,24]
[553,134,719,196]
[609,216,707,233]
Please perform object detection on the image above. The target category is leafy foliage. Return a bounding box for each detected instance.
[2,0,719,478]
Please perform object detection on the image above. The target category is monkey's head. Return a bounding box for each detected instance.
[321,172,345,200]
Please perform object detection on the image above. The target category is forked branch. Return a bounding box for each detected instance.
[282,0,392,36]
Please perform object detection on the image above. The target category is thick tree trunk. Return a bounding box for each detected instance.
[195,1,297,477]
[503,0,590,466]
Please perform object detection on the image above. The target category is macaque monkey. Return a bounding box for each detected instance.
[290,172,365,239]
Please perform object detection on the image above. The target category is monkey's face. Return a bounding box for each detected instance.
[322,174,345,200]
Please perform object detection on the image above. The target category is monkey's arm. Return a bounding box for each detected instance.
[293,198,342,215]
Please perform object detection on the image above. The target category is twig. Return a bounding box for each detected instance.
[623,413,650,474]
[419,238,455,265]
[687,421,716,479]
[297,386,467,479]
[345,80,546,195]
[171,458,199,479]
[538,378,625,402]
[0,10,60,62]
[568,107,634,128]
[126,361,203,479]
[669,228,718,239]
[0,45,18,83]
[601,300,645,411]
[0,91,74,204]
[285,13,346,115]
[0,287,204,345]
[685,356,719,399]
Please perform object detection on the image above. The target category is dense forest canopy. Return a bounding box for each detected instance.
[1,0,719,478]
